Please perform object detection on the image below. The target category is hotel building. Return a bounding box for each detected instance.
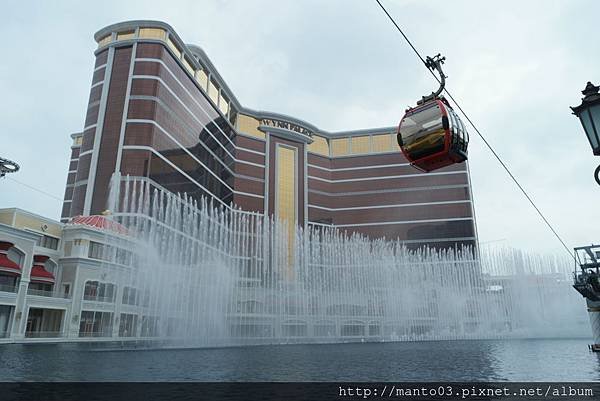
[0,20,479,343]
[61,20,477,250]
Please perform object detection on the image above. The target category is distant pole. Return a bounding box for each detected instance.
[0,156,20,178]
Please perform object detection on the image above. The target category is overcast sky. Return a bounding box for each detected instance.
[0,0,598,255]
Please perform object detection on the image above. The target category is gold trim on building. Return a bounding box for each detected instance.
[276,145,297,280]
[331,138,349,157]
[237,114,265,139]
[308,135,329,156]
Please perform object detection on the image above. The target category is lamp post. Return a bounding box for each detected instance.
[571,81,600,185]
[572,82,600,351]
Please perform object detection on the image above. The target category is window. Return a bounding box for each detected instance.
[208,80,219,105]
[97,35,111,48]
[229,107,238,127]
[119,313,137,337]
[79,311,113,337]
[40,235,59,250]
[0,274,17,289]
[84,281,98,299]
[28,282,52,293]
[399,103,445,159]
[115,248,132,266]
[219,94,230,116]
[331,138,349,156]
[167,36,182,59]
[98,283,115,301]
[89,242,131,265]
[351,136,371,154]
[83,281,115,302]
[122,286,138,305]
[88,241,106,260]
[116,30,135,41]
[372,133,395,153]
[139,28,166,40]
[182,56,195,75]
[308,136,330,157]
[195,69,208,91]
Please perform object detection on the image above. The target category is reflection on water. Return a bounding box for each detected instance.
[0,339,598,381]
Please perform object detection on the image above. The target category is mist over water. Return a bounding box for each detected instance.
[101,175,589,347]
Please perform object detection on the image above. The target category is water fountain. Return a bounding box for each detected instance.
[99,175,588,347]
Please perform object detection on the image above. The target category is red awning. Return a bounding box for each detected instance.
[30,255,55,284]
[0,241,21,276]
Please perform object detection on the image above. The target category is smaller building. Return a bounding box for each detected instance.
[0,208,152,343]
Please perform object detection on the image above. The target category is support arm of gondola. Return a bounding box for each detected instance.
[418,54,447,105]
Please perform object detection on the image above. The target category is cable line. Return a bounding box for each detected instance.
[5,176,63,202]
[375,0,574,259]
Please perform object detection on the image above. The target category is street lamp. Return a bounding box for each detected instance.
[571,82,600,185]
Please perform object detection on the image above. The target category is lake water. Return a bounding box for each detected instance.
[0,338,598,382]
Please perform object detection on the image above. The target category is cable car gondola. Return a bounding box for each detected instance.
[397,54,469,172]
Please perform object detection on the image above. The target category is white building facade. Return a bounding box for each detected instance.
[0,208,150,343]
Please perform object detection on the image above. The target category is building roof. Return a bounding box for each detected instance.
[68,215,129,235]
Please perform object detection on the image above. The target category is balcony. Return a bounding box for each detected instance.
[24,331,65,338]
[27,288,71,299]
[78,331,114,338]
[83,295,115,303]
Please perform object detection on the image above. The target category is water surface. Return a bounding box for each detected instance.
[0,338,598,381]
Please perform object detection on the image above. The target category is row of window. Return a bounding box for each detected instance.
[308,133,399,157]
[97,26,237,127]
[236,114,399,158]
[79,311,160,337]
[88,241,133,266]
[232,301,384,316]
[39,234,59,250]
[83,281,150,306]
[83,280,116,302]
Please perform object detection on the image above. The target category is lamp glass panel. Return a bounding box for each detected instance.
[581,107,599,150]
[588,104,600,149]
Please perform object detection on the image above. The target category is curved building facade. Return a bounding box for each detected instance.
[61,20,477,250]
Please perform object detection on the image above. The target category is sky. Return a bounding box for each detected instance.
[0,0,598,255]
